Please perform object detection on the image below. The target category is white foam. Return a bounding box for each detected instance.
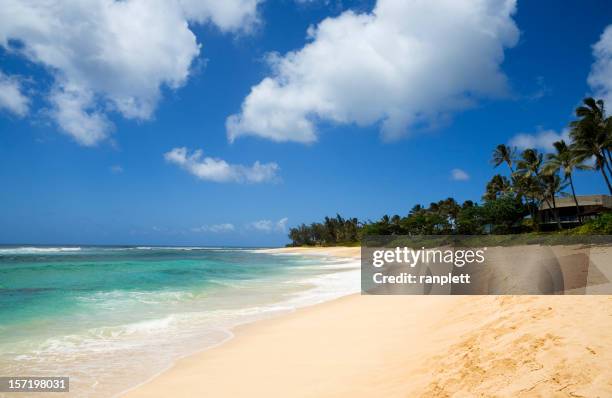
[0,247,82,254]
[2,253,362,398]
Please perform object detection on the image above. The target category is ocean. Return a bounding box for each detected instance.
[0,246,359,397]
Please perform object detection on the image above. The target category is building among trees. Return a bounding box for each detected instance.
[539,195,612,228]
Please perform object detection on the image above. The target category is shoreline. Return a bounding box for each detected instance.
[255,246,361,259]
[123,246,612,397]
[118,294,359,398]
[118,247,361,397]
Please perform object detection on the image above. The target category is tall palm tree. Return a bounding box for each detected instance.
[578,98,612,167]
[513,149,546,228]
[606,116,612,165]
[540,173,569,230]
[491,144,517,173]
[512,174,543,230]
[570,97,612,194]
[544,140,590,223]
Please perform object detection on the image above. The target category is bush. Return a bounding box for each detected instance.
[573,212,612,234]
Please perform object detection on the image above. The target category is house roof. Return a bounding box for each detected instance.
[540,194,612,210]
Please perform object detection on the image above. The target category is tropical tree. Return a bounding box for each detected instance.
[409,204,424,216]
[513,148,546,228]
[491,144,517,173]
[515,148,544,178]
[483,174,512,201]
[540,173,569,229]
[482,194,526,234]
[570,97,612,194]
[456,201,486,234]
[390,214,402,235]
[288,214,361,246]
[544,140,590,222]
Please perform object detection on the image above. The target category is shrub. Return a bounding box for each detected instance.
[573,212,612,234]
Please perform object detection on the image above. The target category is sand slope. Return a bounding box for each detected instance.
[123,294,612,397]
[412,296,612,397]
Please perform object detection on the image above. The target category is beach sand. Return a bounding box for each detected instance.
[257,246,361,259]
[123,247,612,398]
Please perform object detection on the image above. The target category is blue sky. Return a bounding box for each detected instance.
[0,0,611,246]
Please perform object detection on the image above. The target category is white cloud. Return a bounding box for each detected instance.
[110,165,124,173]
[191,223,235,233]
[248,217,288,233]
[50,85,113,146]
[588,24,612,106]
[0,0,260,146]
[164,147,279,183]
[179,0,261,33]
[276,217,289,231]
[508,129,569,151]
[0,71,28,116]
[450,168,470,181]
[227,0,519,143]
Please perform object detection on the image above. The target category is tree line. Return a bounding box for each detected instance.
[288,97,612,246]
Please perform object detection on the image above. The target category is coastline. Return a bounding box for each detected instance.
[123,247,612,397]
[0,246,362,398]
[116,247,361,397]
[255,246,361,259]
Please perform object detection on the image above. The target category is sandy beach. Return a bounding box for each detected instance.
[122,247,612,397]
[256,246,362,259]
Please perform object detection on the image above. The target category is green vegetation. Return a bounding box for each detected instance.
[288,215,360,246]
[573,212,612,235]
[288,97,612,246]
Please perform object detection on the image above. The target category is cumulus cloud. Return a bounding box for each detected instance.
[191,223,235,233]
[50,85,113,146]
[0,0,261,145]
[164,147,279,183]
[179,0,261,32]
[508,129,569,151]
[248,217,288,232]
[0,71,28,116]
[588,25,612,106]
[450,168,470,181]
[227,0,519,143]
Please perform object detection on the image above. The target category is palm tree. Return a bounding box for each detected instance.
[409,204,424,216]
[491,144,517,173]
[484,174,511,201]
[570,98,612,194]
[514,149,546,228]
[606,118,612,165]
[390,214,402,235]
[544,140,590,223]
[540,173,569,229]
[515,148,543,178]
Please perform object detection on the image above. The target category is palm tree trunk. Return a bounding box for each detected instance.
[601,166,612,195]
[542,197,554,227]
[532,200,540,231]
[551,195,561,230]
[602,152,612,182]
[568,174,581,224]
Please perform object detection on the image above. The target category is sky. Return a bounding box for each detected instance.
[0,0,611,246]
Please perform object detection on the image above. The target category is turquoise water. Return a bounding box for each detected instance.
[0,246,359,397]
